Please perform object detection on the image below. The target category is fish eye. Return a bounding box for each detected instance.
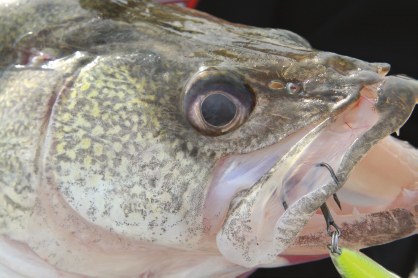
[201,93,237,127]
[183,70,256,136]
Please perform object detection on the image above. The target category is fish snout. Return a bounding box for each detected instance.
[369,62,391,76]
[323,53,390,77]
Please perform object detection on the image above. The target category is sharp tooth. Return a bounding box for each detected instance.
[395,129,400,136]
[352,207,360,215]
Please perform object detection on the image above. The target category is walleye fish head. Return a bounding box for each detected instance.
[5,0,415,275]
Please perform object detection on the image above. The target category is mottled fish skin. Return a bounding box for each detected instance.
[0,0,353,244]
[0,0,416,277]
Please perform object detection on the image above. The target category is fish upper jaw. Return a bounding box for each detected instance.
[203,74,417,267]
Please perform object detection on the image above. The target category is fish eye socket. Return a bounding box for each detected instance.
[183,70,256,137]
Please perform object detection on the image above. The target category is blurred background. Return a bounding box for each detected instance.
[194,0,417,277]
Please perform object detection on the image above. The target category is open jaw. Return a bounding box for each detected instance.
[203,76,418,268]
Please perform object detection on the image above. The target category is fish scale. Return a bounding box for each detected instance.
[0,52,92,242]
[47,53,209,245]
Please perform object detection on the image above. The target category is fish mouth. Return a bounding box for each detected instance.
[284,135,417,257]
[203,75,417,267]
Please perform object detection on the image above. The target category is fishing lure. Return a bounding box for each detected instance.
[328,231,401,278]
[320,163,401,278]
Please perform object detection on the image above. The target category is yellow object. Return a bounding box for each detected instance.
[330,246,400,278]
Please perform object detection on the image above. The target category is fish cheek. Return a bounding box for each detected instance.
[34,53,215,252]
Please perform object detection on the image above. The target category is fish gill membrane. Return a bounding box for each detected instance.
[0,0,417,277]
[215,75,418,267]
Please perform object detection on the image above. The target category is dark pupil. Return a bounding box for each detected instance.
[201,93,237,127]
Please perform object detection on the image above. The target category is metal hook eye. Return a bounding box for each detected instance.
[327,221,341,237]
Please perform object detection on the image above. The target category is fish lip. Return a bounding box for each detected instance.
[211,74,417,267]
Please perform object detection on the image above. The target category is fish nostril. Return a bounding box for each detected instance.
[370,63,390,76]
[268,80,285,89]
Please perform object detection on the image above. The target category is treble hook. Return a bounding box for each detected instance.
[320,202,341,236]
[318,162,342,236]
[318,162,342,210]
[282,162,343,225]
